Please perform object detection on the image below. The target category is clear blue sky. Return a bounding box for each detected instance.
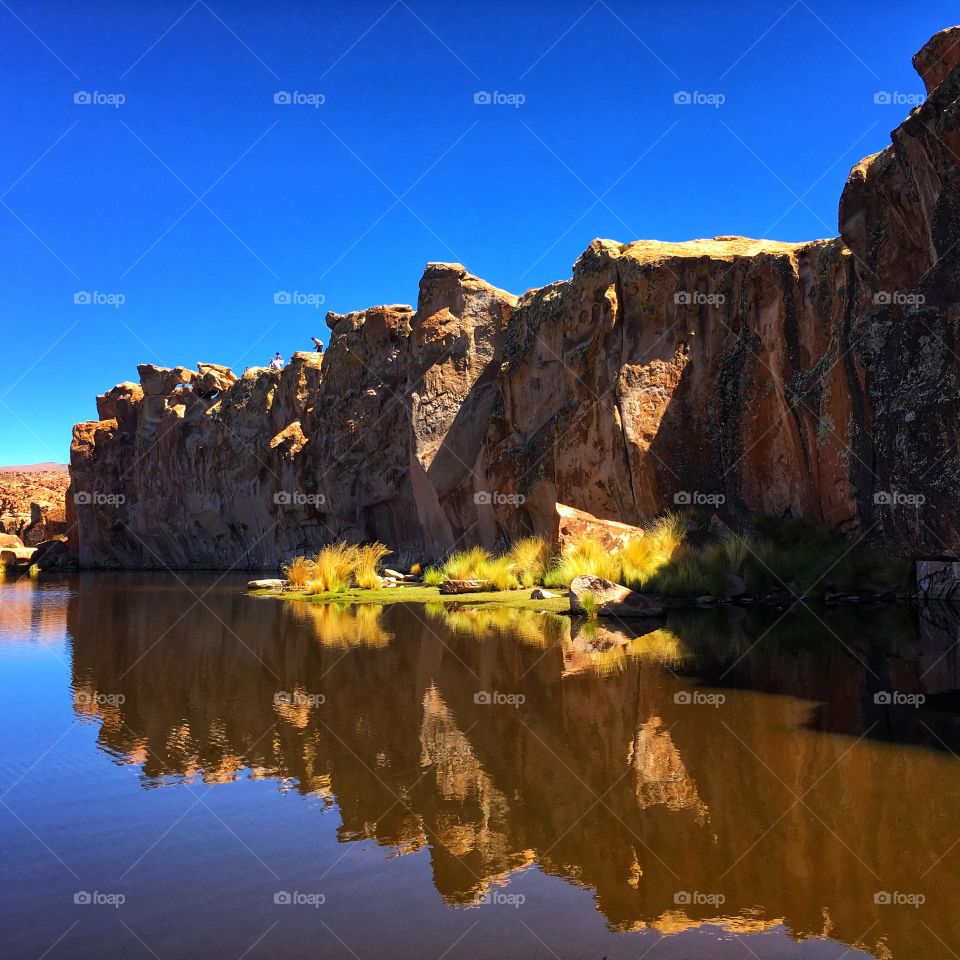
[0,0,954,465]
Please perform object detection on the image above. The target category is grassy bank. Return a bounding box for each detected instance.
[255,584,568,613]
[261,511,912,613]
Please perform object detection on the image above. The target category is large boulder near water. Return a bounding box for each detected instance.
[569,576,665,618]
[67,27,960,569]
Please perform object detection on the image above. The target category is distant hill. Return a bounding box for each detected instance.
[0,463,69,473]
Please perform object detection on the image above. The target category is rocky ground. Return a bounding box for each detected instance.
[0,465,69,544]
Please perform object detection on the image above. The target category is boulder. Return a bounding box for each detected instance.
[569,576,665,618]
[439,578,490,594]
[247,579,285,591]
[555,503,644,553]
[530,588,558,599]
[0,533,24,548]
[33,539,70,570]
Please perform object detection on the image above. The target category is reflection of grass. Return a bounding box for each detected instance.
[293,602,392,648]
[428,604,564,648]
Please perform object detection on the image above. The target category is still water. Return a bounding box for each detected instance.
[2,573,959,959]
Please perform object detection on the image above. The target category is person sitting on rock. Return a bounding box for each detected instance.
[311,337,324,353]
[269,352,284,372]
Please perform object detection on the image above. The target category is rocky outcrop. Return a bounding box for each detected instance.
[70,28,960,568]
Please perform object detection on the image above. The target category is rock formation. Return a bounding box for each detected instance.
[71,27,960,569]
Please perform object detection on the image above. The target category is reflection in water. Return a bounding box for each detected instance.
[9,573,960,958]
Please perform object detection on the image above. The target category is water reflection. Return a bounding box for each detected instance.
[60,578,960,957]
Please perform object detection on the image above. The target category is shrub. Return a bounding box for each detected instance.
[481,555,520,591]
[353,542,390,589]
[443,546,493,581]
[282,555,313,589]
[310,544,357,592]
[546,536,621,588]
[508,536,551,587]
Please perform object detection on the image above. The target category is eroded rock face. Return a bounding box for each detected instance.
[71,27,960,568]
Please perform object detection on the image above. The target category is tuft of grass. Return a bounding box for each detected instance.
[353,542,390,589]
[409,562,422,577]
[482,555,520,591]
[545,536,621,588]
[579,592,599,619]
[282,555,313,589]
[508,536,551,588]
[443,546,493,581]
[422,567,445,587]
[309,543,357,592]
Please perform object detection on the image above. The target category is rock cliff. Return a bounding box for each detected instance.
[71,27,960,568]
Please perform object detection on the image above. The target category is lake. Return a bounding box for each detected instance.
[2,573,958,958]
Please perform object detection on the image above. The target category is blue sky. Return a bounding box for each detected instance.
[0,0,954,464]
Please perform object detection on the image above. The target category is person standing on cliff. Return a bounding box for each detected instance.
[311,337,324,354]
[269,352,284,371]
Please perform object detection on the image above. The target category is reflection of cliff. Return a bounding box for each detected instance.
[66,578,960,959]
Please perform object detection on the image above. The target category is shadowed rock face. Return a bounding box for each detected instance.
[71,28,960,568]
